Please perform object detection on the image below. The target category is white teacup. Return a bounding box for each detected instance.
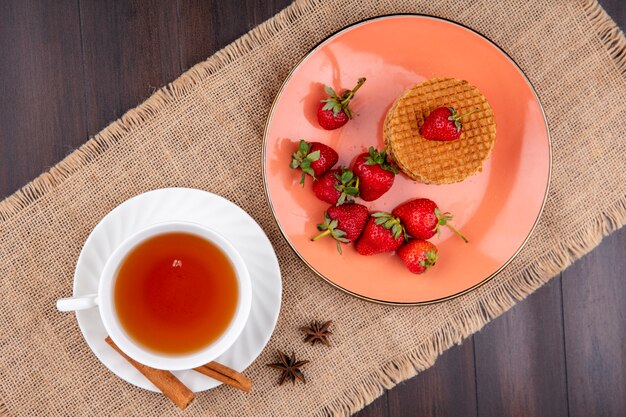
[56,221,252,371]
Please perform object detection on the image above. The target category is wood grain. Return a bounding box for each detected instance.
[0,0,87,197]
[78,0,181,135]
[474,277,569,417]
[386,343,477,417]
[562,228,626,417]
[177,0,293,70]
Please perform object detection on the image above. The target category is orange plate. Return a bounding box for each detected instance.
[263,15,550,305]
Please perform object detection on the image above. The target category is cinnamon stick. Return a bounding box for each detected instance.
[104,337,195,410]
[193,362,252,392]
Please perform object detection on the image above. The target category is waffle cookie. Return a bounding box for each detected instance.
[383,78,496,184]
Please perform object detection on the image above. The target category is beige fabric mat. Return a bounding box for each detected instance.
[1,0,624,415]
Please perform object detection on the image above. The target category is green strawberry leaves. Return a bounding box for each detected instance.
[446,107,462,132]
[418,250,439,269]
[320,84,344,117]
[371,212,407,241]
[364,146,399,174]
[447,107,479,132]
[332,168,359,206]
[433,207,469,243]
[311,212,350,254]
[298,139,309,154]
[321,95,344,117]
[320,78,366,119]
[323,85,337,97]
[290,140,321,186]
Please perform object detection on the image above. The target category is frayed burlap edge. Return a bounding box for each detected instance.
[582,0,626,75]
[0,0,624,416]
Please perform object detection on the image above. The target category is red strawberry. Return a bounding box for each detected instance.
[392,198,468,242]
[419,107,478,141]
[397,240,439,274]
[311,203,369,254]
[351,147,398,201]
[317,78,366,130]
[355,212,406,256]
[290,140,338,185]
[312,167,359,205]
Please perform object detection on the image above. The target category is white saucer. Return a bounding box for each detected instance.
[72,188,282,392]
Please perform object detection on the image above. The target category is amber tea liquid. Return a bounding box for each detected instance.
[114,232,239,355]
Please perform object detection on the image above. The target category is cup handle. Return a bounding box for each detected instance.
[56,294,99,312]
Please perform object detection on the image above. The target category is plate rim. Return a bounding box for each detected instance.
[72,187,282,391]
[261,14,552,306]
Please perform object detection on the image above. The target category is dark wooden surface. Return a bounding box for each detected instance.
[0,1,624,416]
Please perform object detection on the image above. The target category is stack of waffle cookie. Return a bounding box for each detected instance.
[383,78,496,184]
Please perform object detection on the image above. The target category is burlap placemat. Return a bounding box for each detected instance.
[1,0,624,415]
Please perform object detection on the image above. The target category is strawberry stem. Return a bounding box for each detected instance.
[340,78,366,106]
[447,223,469,243]
[451,107,479,122]
[434,207,468,243]
[311,229,331,241]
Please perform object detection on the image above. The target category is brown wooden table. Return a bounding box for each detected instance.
[1,1,623,415]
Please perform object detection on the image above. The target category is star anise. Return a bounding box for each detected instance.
[300,320,333,346]
[267,350,309,385]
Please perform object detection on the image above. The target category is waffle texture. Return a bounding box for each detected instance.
[384,78,497,184]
